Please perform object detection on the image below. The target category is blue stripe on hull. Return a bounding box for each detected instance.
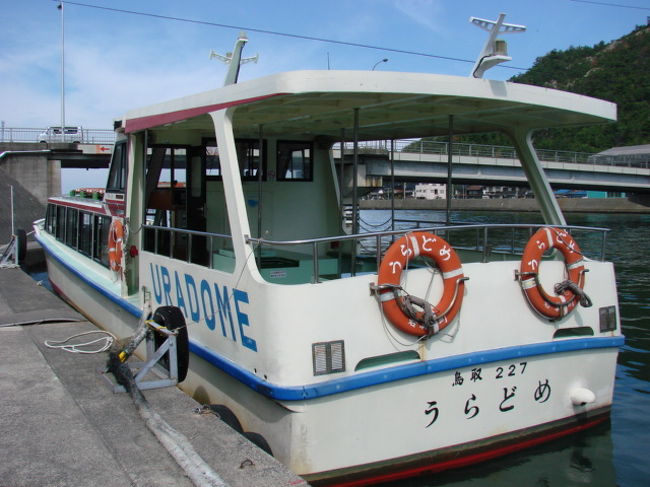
[37,232,625,402]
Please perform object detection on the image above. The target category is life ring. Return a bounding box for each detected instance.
[108,219,124,273]
[519,227,586,320]
[376,232,466,337]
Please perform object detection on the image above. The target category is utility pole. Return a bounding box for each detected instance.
[58,2,66,140]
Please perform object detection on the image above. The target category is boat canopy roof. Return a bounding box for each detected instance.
[122,70,616,140]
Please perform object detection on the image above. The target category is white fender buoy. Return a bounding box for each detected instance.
[570,387,596,406]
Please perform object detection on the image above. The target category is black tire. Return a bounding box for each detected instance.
[15,229,27,264]
[243,431,273,456]
[152,306,189,382]
[205,404,243,433]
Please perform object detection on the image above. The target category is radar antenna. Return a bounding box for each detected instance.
[209,31,259,86]
[469,13,526,79]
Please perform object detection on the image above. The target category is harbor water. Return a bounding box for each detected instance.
[357,209,649,487]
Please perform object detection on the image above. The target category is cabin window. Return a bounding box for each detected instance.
[201,138,266,181]
[157,147,187,190]
[45,204,55,233]
[93,215,111,267]
[45,203,110,269]
[277,141,313,181]
[65,208,78,248]
[55,205,66,241]
[78,211,93,257]
[106,141,127,192]
[237,139,267,181]
[205,143,221,178]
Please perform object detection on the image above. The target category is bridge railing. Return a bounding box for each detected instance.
[3,126,647,169]
[0,126,115,144]
[338,139,647,168]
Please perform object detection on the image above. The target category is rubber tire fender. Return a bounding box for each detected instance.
[243,431,273,456]
[205,404,243,433]
[152,306,189,382]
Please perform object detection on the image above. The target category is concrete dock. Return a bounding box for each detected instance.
[0,266,308,487]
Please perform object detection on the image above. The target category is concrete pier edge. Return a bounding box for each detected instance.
[0,266,308,487]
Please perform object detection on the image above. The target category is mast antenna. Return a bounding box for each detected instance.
[469,13,526,79]
[209,31,259,86]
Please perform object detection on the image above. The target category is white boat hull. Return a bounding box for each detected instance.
[37,228,622,485]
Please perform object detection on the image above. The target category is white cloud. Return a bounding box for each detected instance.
[392,0,446,33]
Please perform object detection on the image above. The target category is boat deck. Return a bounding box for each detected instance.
[0,266,307,487]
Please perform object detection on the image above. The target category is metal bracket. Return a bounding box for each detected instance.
[0,234,19,269]
[100,320,179,393]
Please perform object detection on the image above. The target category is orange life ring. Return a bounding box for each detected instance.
[519,227,586,320]
[108,219,124,273]
[376,232,466,337]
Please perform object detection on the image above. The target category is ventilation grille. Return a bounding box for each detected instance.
[312,340,345,376]
[599,306,617,332]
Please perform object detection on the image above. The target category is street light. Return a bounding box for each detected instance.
[372,58,388,70]
[58,2,66,141]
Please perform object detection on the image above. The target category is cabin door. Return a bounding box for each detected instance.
[186,147,208,265]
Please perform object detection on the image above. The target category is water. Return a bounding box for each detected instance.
[359,209,650,487]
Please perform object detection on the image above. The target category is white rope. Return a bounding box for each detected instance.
[44,330,117,354]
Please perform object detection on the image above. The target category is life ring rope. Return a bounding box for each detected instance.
[518,227,592,320]
[373,231,467,338]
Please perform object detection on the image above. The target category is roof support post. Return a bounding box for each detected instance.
[390,138,395,233]
[209,109,254,273]
[507,127,565,225]
[352,108,359,236]
[339,129,345,216]
[446,115,453,225]
[351,108,359,276]
[256,125,264,268]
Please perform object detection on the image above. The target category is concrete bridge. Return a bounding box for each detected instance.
[334,140,650,194]
[2,138,649,241]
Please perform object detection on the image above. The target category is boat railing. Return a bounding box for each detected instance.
[246,223,610,284]
[142,225,236,272]
[142,222,608,284]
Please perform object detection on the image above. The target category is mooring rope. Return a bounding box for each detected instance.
[107,318,228,487]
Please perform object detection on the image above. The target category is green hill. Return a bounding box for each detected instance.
[510,24,650,152]
[408,24,649,153]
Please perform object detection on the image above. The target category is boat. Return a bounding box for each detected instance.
[34,28,624,486]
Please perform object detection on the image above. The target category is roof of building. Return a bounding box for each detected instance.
[596,144,650,156]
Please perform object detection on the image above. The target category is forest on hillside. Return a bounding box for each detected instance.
[511,24,649,152]
[411,24,649,154]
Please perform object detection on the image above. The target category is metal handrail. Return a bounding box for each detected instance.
[247,223,609,246]
[143,224,233,269]
[246,223,610,283]
[142,223,609,283]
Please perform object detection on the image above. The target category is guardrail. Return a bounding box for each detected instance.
[2,126,645,169]
[338,139,648,168]
[0,126,116,144]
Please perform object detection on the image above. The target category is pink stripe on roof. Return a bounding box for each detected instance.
[124,93,287,133]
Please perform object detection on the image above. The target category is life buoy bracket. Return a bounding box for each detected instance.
[517,227,592,320]
[373,231,467,338]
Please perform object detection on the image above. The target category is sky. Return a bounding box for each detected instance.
[1,0,648,130]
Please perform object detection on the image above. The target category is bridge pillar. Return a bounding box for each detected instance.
[0,152,60,205]
[0,151,61,242]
